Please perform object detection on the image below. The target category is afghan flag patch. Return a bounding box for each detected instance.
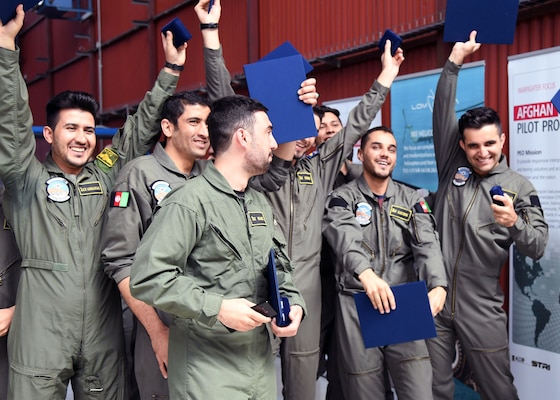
[111,191,130,208]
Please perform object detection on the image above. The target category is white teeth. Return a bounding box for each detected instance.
[70,147,86,153]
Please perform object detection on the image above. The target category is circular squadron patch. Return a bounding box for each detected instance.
[151,180,172,204]
[355,202,372,226]
[453,167,472,187]
[46,177,70,202]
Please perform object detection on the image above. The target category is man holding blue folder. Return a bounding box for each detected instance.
[323,126,447,400]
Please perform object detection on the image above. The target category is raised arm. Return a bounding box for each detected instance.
[0,6,39,195]
[432,30,481,178]
[319,40,404,190]
[108,30,185,168]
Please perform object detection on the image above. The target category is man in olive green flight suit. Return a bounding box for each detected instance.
[0,6,184,399]
[130,95,307,400]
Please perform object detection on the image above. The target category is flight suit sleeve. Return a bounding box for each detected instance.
[508,180,548,260]
[272,225,307,314]
[130,200,223,328]
[204,46,235,102]
[409,196,447,290]
[107,69,179,169]
[0,47,41,196]
[0,204,21,309]
[101,162,155,284]
[323,188,374,282]
[432,59,464,180]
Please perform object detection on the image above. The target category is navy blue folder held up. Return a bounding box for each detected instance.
[267,249,291,327]
[244,44,317,145]
[443,0,519,44]
[1,0,42,24]
[353,281,436,348]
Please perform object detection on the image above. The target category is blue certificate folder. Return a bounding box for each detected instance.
[1,0,41,24]
[267,249,291,327]
[244,52,316,144]
[353,281,436,348]
[443,0,519,44]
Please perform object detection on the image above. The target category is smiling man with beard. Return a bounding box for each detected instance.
[0,5,185,399]
[322,126,447,400]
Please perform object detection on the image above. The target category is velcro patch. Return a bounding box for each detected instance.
[78,181,104,196]
[503,188,517,202]
[530,195,542,208]
[296,171,314,185]
[110,191,130,208]
[389,205,412,222]
[249,212,267,226]
[413,200,432,214]
[96,148,119,169]
[328,197,348,208]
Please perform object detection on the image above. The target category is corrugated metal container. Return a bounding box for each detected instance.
[14,0,560,131]
[259,0,445,61]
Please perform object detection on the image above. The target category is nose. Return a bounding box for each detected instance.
[200,123,209,137]
[75,129,87,142]
[270,134,278,151]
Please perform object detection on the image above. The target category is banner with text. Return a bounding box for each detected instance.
[508,47,560,399]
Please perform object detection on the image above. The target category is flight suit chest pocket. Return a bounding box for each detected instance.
[209,223,243,263]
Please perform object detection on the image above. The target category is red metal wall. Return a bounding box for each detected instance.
[15,0,560,134]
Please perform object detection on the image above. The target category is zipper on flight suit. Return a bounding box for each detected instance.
[288,169,295,259]
[210,223,242,261]
[450,183,480,318]
[375,196,387,277]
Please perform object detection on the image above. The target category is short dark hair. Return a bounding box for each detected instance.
[314,105,341,124]
[360,125,394,150]
[46,91,98,129]
[207,95,268,157]
[458,107,502,139]
[160,91,210,127]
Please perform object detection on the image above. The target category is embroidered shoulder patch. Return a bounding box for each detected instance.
[413,199,432,214]
[96,148,119,169]
[389,205,412,222]
[110,191,130,208]
[249,212,267,226]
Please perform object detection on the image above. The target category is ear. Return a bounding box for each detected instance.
[160,119,174,140]
[459,139,466,151]
[43,126,54,144]
[357,148,364,163]
[234,128,250,150]
[499,132,506,148]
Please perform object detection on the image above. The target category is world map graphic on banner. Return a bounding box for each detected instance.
[512,244,560,353]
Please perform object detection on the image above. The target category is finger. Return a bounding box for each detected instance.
[159,361,168,379]
[300,77,317,87]
[469,30,478,43]
[384,39,392,56]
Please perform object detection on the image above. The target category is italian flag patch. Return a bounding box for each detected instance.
[419,199,431,213]
[111,191,130,208]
